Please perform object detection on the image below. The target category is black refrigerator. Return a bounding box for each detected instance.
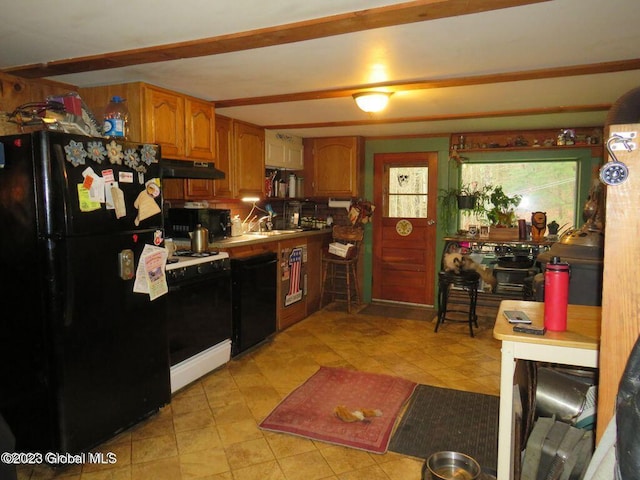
[0,131,170,454]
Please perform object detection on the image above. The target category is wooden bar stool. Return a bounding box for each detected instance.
[320,226,364,313]
[435,270,481,337]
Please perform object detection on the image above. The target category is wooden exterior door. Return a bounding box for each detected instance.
[372,152,438,305]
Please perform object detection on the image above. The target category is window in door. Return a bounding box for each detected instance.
[387,166,429,218]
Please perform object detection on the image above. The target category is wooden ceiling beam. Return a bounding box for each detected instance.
[3,0,549,79]
[262,104,611,130]
[215,58,640,107]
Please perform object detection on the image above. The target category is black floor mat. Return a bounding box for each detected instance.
[389,384,499,471]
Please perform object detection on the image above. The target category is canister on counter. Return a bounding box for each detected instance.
[296,176,304,198]
[288,173,296,198]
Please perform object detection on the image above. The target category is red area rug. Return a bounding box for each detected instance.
[259,366,418,454]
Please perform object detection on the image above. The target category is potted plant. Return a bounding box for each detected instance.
[485,186,522,227]
[438,183,491,234]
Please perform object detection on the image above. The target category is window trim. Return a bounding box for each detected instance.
[443,148,597,230]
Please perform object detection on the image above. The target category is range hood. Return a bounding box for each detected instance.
[161,159,225,180]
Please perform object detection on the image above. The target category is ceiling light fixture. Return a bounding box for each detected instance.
[352,91,393,113]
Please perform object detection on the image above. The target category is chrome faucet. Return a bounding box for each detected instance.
[258,214,273,232]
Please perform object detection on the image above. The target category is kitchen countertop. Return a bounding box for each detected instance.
[212,228,331,248]
[175,228,332,251]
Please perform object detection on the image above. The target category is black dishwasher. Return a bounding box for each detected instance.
[231,253,278,356]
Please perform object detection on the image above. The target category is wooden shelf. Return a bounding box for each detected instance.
[450,128,604,157]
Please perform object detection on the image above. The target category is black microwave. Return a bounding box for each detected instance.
[165,208,231,242]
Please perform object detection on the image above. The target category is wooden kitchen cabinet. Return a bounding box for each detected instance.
[304,136,364,197]
[184,179,216,199]
[233,120,265,198]
[213,115,234,198]
[185,97,216,160]
[142,86,185,158]
[208,116,265,200]
[305,234,328,315]
[277,237,307,331]
[265,129,304,170]
[173,116,265,201]
[79,82,216,162]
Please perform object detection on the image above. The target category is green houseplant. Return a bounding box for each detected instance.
[485,186,522,227]
[438,183,491,234]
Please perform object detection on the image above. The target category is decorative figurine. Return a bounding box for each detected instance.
[531,211,547,242]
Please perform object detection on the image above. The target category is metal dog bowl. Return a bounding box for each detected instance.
[422,451,481,480]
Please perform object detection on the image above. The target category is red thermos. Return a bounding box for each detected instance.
[544,256,570,331]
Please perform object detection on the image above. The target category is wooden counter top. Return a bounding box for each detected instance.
[493,300,601,352]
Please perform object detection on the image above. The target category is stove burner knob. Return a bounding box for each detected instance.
[172,268,186,280]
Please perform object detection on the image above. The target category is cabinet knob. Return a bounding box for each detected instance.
[427,219,436,226]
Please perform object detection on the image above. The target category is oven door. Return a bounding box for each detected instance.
[167,271,232,366]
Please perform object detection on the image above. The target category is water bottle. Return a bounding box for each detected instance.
[544,256,570,331]
[103,96,129,139]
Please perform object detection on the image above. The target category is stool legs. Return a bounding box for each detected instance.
[350,263,360,305]
[320,260,360,313]
[435,273,479,337]
[467,284,479,337]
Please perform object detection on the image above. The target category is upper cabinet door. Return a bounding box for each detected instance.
[265,130,303,170]
[234,120,265,198]
[312,137,362,197]
[185,98,216,160]
[265,130,287,167]
[143,86,185,158]
[214,115,234,198]
[287,140,304,170]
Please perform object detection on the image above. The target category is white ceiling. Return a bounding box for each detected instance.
[2,0,640,138]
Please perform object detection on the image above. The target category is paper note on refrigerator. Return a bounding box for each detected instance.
[82,167,105,203]
[77,184,101,212]
[133,244,168,301]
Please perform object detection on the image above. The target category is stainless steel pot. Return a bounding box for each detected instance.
[535,367,591,425]
[422,451,481,480]
[190,224,209,253]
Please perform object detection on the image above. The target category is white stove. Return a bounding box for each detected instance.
[165,250,232,393]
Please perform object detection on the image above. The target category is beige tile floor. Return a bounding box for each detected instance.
[17,303,501,480]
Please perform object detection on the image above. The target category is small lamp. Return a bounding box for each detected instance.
[241,197,273,232]
[352,91,393,113]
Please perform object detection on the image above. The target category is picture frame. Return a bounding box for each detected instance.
[479,225,490,238]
